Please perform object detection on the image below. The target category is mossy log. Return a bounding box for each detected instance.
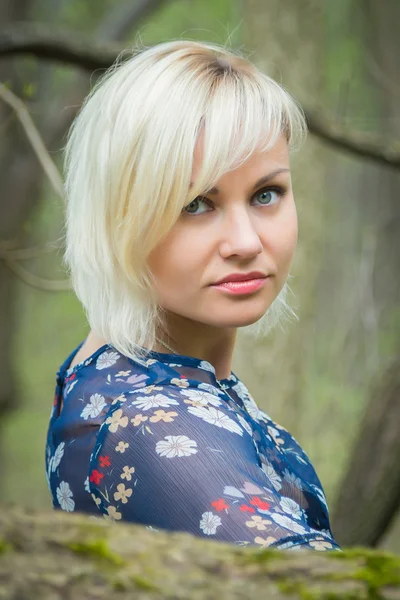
[0,507,399,599]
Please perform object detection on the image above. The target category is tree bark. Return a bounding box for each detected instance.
[0,507,399,599]
[331,355,400,547]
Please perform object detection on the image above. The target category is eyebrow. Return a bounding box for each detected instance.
[189,168,290,194]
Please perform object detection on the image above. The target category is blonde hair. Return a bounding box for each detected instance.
[64,39,307,364]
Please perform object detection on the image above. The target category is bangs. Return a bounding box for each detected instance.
[187,67,306,203]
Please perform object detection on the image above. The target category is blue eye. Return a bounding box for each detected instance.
[252,188,282,206]
[183,197,211,215]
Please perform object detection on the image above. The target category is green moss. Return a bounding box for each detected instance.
[278,578,364,600]
[0,538,12,554]
[131,575,161,592]
[66,538,125,567]
[352,553,400,592]
[329,547,400,587]
[310,548,400,599]
[238,547,286,565]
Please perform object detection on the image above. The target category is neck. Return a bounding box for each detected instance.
[154,314,237,381]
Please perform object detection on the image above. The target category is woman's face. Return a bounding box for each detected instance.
[148,133,298,331]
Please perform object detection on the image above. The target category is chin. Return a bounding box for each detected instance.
[205,306,272,329]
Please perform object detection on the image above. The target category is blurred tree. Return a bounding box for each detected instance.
[240,0,400,548]
[327,0,400,548]
[0,0,169,478]
[332,353,400,546]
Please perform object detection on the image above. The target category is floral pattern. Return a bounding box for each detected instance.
[45,341,341,552]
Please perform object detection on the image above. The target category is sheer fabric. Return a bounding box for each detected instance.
[45,342,341,552]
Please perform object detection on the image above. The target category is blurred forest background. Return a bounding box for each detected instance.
[0,0,399,552]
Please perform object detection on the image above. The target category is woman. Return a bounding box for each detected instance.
[45,40,341,552]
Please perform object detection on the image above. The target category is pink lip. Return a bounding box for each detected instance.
[211,277,269,295]
[213,271,267,285]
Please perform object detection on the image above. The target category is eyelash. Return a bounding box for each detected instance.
[182,185,287,216]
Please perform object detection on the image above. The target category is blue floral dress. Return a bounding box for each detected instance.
[45,342,341,552]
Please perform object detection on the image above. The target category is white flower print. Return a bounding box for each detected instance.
[80,393,107,420]
[45,457,53,491]
[65,379,78,396]
[260,460,282,492]
[181,388,222,407]
[187,406,243,436]
[199,360,215,373]
[280,496,304,520]
[270,513,307,535]
[231,380,250,402]
[131,393,179,411]
[96,351,120,370]
[277,540,304,550]
[156,435,198,458]
[310,484,328,510]
[223,486,245,498]
[319,528,333,538]
[56,481,75,512]
[197,382,224,396]
[51,442,65,472]
[283,468,303,490]
[200,511,221,535]
[243,397,269,422]
[237,414,252,436]
[268,425,285,446]
[84,476,90,492]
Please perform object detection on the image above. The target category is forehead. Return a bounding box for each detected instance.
[191,131,290,187]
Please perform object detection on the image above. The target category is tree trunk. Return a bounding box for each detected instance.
[0,0,37,430]
[331,355,400,546]
[0,507,399,599]
[237,0,327,455]
[326,0,400,549]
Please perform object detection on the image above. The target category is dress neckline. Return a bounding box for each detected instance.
[59,341,237,388]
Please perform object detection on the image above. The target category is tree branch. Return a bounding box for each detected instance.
[0,84,68,290]
[305,110,400,170]
[0,83,64,200]
[0,23,121,71]
[1,23,400,170]
[0,506,399,599]
[96,0,170,42]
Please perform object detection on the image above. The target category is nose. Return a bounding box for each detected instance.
[218,206,263,259]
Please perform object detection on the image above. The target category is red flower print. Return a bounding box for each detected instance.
[89,469,104,485]
[239,504,256,513]
[211,498,230,511]
[99,455,111,468]
[250,497,271,511]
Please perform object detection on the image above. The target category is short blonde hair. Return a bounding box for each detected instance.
[64,40,307,364]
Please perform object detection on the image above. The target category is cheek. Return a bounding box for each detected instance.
[267,203,298,268]
[148,230,201,291]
